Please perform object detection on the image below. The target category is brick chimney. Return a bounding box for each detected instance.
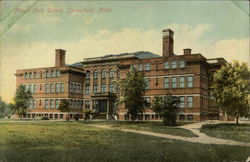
[55,49,66,67]
[183,48,192,55]
[162,29,174,57]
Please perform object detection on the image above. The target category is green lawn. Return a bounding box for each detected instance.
[0,122,249,162]
[85,121,197,137]
[200,123,250,143]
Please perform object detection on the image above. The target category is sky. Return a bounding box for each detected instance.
[0,0,249,103]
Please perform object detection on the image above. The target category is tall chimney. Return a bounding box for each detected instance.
[162,29,174,57]
[183,48,192,55]
[55,49,66,67]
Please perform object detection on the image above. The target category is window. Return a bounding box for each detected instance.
[188,76,193,88]
[28,84,32,93]
[145,79,150,89]
[45,99,49,109]
[187,115,193,121]
[179,96,185,108]
[40,84,42,91]
[29,72,32,79]
[34,72,37,78]
[85,85,90,94]
[45,84,49,93]
[56,70,60,77]
[55,83,59,93]
[187,96,193,108]
[60,83,64,93]
[86,71,90,80]
[101,84,106,93]
[51,71,55,77]
[180,60,185,68]
[25,85,28,92]
[39,100,41,106]
[93,85,98,93]
[46,71,50,78]
[138,63,143,71]
[109,69,115,78]
[164,62,170,69]
[171,60,177,69]
[40,72,42,78]
[50,99,54,108]
[109,84,115,93]
[50,83,54,93]
[60,114,63,119]
[25,73,28,79]
[131,64,136,71]
[33,84,37,94]
[117,71,120,80]
[171,77,177,88]
[179,115,185,121]
[164,77,170,88]
[70,83,73,93]
[101,69,106,78]
[145,63,151,71]
[55,99,59,109]
[179,76,185,88]
[93,70,98,79]
[145,97,150,107]
[33,99,36,109]
[85,100,90,109]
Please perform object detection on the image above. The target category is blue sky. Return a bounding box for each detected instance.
[0,0,249,103]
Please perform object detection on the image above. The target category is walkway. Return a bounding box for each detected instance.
[89,122,249,147]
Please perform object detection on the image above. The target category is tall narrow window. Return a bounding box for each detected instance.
[101,84,106,93]
[145,97,150,108]
[171,60,177,69]
[40,72,42,78]
[56,70,60,77]
[60,83,64,92]
[33,72,37,78]
[45,84,49,93]
[109,84,114,93]
[55,83,59,93]
[101,69,106,78]
[109,69,115,78]
[164,62,170,69]
[179,76,185,88]
[171,77,177,88]
[25,73,28,79]
[93,85,98,93]
[50,83,54,93]
[33,99,36,109]
[145,63,151,71]
[188,76,193,88]
[55,99,60,109]
[50,99,54,109]
[187,96,193,108]
[117,71,120,80]
[85,85,90,94]
[46,71,50,78]
[29,72,33,79]
[51,71,55,77]
[86,71,90,80]
[85,100,90,109]
[33,84,37,94]
[28,84,32,93]
[40,84,42,91]
[93,70,98,79]
[179,96,185,108]
[145,79,150,89]
[164,77,170,88]
[131,64,136,71]
[45,99,49,109]
[179,60,185,68]
[70,83,73,93]
[138,63,143,71]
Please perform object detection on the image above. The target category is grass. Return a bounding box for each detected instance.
[84,121,198,137]
[200,123,250,143]
[0,121,249,162]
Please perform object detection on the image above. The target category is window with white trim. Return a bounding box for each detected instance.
[171,60,177,69]
[164,77,170,88]
[164,62,170,69]
[138,63,143,71]
[188,76,193,88]
[145,63,151,71]
[179,96,185,108]
[171,77,177,88]
[179,76,185,88]
[180,60,185,68]
[187,96,193,108]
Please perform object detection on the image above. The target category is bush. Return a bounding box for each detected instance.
[201,124,219,129]
[74,114,80,121]
[41,116,49,120]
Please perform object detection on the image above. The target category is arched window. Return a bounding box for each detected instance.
[109,69,115,78]
[145,63,151,71]
[138,63,143,71]
[164,62,170,69]
[46,71,50,78]
[86,71,90,80]
[179,60,185,68]
[51,70,55,77]
[93,70,98,79]
[131,64,136,71]
[101,69,106,78]
[171,60,177,69]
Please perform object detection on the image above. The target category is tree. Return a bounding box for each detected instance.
[212,61,250,124]
[0,100,13,118]
[152,95,180,126]
[58,99,71,121]
[13,85,33,119]
[118,70,146,121]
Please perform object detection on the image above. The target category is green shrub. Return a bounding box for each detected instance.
[201,124,219,129]
[41,116,49,120]
[74,114,80,121]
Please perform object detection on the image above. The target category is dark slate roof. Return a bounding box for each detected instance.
[131,51,161,59]
[69,62,82,67]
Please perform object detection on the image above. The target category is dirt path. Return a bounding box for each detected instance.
[89,123,249,147]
